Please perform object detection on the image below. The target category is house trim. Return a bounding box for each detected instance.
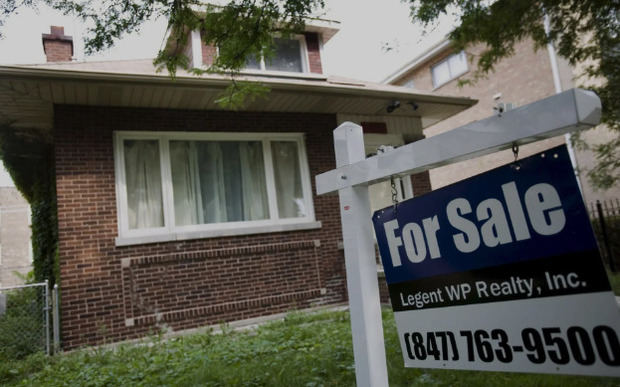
[383,39,452,84]
[115,220,322,246]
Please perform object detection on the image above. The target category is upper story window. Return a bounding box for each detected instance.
[431,50,468,88]
[245,37,308,73]
[114,131,316,245]
[402,80,415,89]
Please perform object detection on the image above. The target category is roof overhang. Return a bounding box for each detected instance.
[0,65,476,131]
[304,17,340,43]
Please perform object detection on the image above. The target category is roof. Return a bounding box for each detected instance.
[0,58,476,131]
[382,38,452,84]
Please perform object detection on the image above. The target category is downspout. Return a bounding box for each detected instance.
[544,14,583,192]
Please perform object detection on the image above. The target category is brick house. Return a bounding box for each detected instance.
[383,38,620,204]
[0,24,474,349]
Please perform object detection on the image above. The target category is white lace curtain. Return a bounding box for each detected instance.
[124,140,164,229]
[170,140,269,226]
[123,139,305,230]
[271,141,304,218]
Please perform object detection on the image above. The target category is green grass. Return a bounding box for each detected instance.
[607,270,620,295]
[1,309,618,386]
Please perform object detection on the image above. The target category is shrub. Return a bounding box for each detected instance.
[591,215,620,271]
[0,286,46,361]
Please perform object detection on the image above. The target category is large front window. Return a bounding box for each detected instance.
[114,132,316,244]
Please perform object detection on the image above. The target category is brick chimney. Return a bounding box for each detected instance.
[41,26,73,62]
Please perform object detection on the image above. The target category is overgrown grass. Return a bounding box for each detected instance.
[607,270,620,295]
[1,309,618,386]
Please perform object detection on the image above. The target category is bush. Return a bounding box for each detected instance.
[0,287,46,361]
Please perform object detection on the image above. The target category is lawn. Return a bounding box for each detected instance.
[608,270,620,296]
[1,308,619,386]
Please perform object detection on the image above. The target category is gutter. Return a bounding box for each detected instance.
[0,65,476,108]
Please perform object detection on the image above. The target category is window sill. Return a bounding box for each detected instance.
[115,220,322,247]
[238,69,327,81]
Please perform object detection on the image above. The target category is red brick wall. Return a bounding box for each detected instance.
[411,171,432,196]
[304,33,323,74]
[54,105,346,349]
[378,274,390,305]
[200,31,218,67]
[42,26,73,63]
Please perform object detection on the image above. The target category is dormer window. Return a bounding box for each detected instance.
[245,37,307,73]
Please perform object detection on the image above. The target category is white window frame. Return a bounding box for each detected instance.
[431,50,468,89]
[242,35,310,75]
[113,131,319,246]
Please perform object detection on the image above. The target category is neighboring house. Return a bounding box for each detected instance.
[0,165,32,287]
[0,24,475,349]
[383,38,620,205]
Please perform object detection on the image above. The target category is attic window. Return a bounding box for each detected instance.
[245,37,307,73]
[431,50,468,88]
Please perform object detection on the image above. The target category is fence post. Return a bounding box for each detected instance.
[596,200,616,272]
[52,284,60,354]
[44,280,50,355]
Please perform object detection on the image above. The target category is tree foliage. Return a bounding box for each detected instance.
[0,126,57,286]
[1,0,323,109]
[1,0,617,189]
[408,0,620,189]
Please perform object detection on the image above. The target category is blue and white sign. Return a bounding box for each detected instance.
[373,145,620,376]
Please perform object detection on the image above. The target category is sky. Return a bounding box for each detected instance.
[0,0,454,187]
[0,0,454,81]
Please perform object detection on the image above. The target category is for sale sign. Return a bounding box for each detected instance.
[373,145,620,376]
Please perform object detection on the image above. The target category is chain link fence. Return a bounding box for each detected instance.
[0,281,50,360]
[588,199,620,273]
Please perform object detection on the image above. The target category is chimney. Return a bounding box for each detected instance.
[41,26,74,62]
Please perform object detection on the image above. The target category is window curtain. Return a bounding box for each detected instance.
[266,38,303,72]
[271,141,304,218]
[170,141,268,225]
[200,142,230,223]
[170,141,204,226]
[239,142,268,221]
[123,140,164,229]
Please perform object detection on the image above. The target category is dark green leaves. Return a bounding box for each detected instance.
[407,0,620,189]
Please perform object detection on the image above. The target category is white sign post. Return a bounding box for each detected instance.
[334,124,390,387]
[317,89,602,386]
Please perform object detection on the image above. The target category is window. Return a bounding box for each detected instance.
[364,133,413,215]
[403,80,415,89]
[114,132,317,244]
[244,37,307,73]
[431,50,468,88]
